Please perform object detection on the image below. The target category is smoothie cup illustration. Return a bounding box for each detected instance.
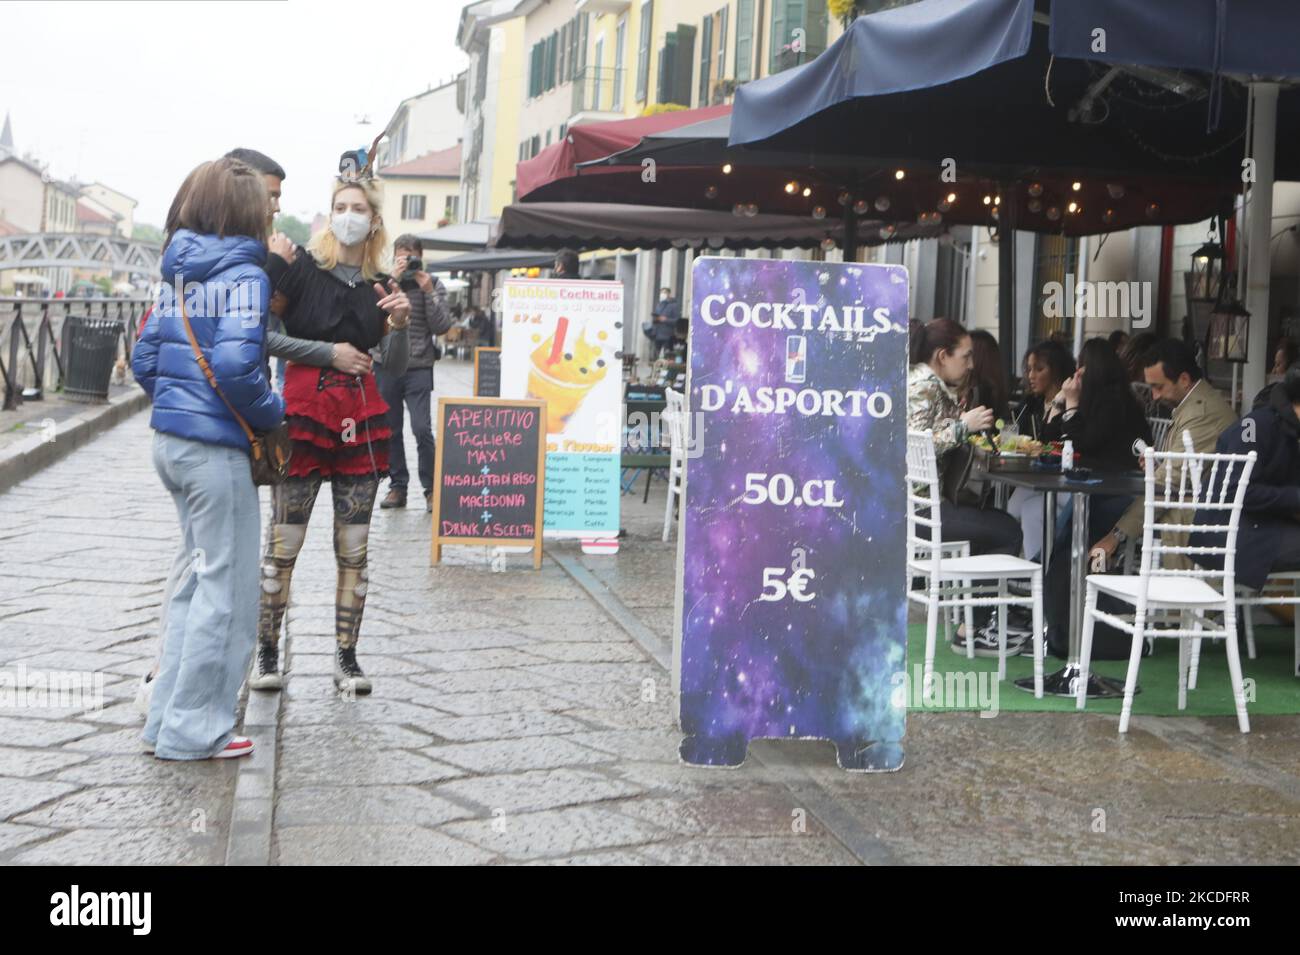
[527,316,609,433]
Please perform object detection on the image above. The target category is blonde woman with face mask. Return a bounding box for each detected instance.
[253,178,410,695]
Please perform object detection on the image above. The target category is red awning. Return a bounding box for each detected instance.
[515,104,731,201]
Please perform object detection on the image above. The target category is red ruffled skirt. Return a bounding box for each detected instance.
[283,364,391,478]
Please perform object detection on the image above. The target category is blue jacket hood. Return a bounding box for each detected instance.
[161,229,266,285]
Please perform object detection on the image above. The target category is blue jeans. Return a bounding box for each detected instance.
[376,365,434,496]
[144,431,261,759]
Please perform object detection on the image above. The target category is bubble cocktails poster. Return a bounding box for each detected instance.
[501,279,624,540]
[680,257,909,771]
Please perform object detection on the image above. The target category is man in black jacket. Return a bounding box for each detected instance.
[377,234,453,512]
[1191,365,1300,591]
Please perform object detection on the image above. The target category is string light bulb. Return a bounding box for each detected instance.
[722,163,733,174]
[802,187,812,198]
[785,181,799,194]
[1071,181,1082,192]
[894,169,905,180]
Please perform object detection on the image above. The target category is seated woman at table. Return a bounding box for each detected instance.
[1042,337,1151,472]
[908,318,1024,656]
[1041,337,1151,658]
[1007,340,1075,561]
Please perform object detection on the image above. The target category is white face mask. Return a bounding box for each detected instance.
[330,210,372,246]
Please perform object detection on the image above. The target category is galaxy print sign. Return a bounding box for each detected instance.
[679,257,909,771]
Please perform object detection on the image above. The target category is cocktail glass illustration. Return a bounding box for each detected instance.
[527,316,609,433]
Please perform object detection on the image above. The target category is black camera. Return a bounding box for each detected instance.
[398,256,424,291]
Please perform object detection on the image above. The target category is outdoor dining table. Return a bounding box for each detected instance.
[977,460,1146,699]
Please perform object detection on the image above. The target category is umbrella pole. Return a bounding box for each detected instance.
[1242,81,1278,404]
[997,190,1016,384]
[843,204,858,262]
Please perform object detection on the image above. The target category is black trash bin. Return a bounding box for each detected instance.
[63,316,123,403]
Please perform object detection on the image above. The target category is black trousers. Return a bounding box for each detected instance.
[940,502,1022,556]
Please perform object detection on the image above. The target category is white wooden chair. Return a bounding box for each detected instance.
[906,431,1045,694]
[1077,444,1257,732]
[1147,416,1173,452]
[661,387,687,542]
[1234,574,1300,677]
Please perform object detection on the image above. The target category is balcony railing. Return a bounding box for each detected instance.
[571,65,626,117]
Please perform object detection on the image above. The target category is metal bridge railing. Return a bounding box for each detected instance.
[1,297,153,410]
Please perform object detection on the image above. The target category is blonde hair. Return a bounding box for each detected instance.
[307,179,388,281]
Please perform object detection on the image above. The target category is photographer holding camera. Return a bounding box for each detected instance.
[376,233,453,512]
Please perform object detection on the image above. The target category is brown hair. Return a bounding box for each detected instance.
[909,317,969,366]
[170,158,269,244]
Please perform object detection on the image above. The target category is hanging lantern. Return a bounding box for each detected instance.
[811,205,827,220]
[1028,182,1044,198]
[853,199,869,215]
[873,196,891,212]
[743,203,758,217]
[1045,206,1061,221]
[1189,238,1226,301]
[1106,183,1125,199]
[820,237,837,252]
[705,185,718,199]
[1207,297,1251,363]
[1145,202,1161,219]
[1028,198,1043,213]
[1102,208,1117,225]
[878,224,896,239]
[732,203,744,217]
[837,191,852,206]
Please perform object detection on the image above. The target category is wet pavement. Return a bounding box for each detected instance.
[0,360,1297,864]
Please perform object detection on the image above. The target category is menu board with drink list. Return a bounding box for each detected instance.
[430,397,546,570]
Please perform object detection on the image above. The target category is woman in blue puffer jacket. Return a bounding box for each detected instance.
[132,157,284,761]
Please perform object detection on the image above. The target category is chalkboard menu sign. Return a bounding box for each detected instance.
[474,347,501,397]
[431,397,546,569]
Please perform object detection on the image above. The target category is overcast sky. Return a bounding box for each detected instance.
[0,0,469,227]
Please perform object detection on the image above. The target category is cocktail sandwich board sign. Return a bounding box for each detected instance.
[430,397,546,570]
[679,257,909,771]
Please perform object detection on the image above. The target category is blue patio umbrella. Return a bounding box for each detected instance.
[730,0,1299,395]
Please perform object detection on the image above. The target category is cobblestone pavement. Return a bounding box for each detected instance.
[1,360,1298,865]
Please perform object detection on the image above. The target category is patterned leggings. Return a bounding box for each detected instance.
[257,473,380,650]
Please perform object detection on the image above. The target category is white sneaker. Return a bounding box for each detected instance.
[133,671,156,718]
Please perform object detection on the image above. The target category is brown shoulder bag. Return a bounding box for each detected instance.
[179,299,292,485]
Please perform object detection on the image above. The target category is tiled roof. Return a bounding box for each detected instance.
[380,143,461,179]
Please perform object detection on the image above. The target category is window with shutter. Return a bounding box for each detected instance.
[578,13,589,72]
[698,17,712,105]
[735,0,753,82]
[546,32,558,91]
[717,6,728,82]
[559,22,568,83]
[636,0,654,102]
[771,0,827,73]
[613,15,627,110]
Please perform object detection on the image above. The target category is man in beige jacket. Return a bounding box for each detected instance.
[1093,339,1238,561]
